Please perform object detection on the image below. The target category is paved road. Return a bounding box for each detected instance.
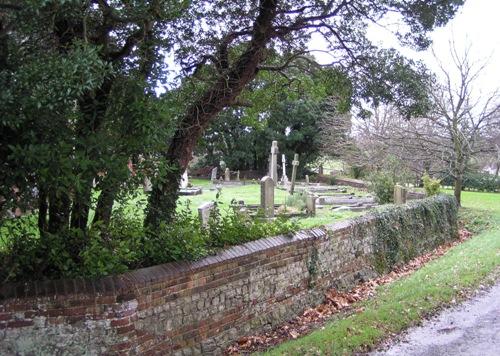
[372,283,500,356]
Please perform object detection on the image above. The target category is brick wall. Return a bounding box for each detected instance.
[0,197,457,355]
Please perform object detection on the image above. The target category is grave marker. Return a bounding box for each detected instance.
[224,168,230,182]
[198,201,215,227]
[290,153,299,195]
[260,176,275,218]
[211,167,218,182]
[394,185,407,204]
[180,170,188,189]
[305,175,310,185]
[281,154,288,185]
[236,170,240,181]
[270,141,279,184]
[306,194,316,215]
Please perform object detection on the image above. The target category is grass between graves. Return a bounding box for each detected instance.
[262,190,500,355]
[114,178,364,229]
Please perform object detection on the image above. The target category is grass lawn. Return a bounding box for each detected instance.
[116,178,364,229]
[263,190,500,355]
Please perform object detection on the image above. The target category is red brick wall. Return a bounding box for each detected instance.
[0,199,457,355]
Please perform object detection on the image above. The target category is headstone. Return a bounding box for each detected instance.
[198,201,215,227]
[143,177,152,192]
[281,154,288,185]
[306,194,316,215]
[224,168,230,182]
[211,167,218,183]
[270,141,279,184]
[305,175,310,185]
[180,170,188,189]
[260,176,275,218]
[220,160,226,172]
[290,153,299,195]
[394,185,407,204]
[318,165,323,175]
[236,170,240,181]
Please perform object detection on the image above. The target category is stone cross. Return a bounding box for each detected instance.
[305,174,310,185]
[394,185,407,204]
[180,170,188,189]
[260,176,274,218]
[270,141,279,184]
[306,194,316,215]
[224,168,230,182]
[210,167,218,183]
[198,201,215,227]
[281,154,288,185]
[289,153,299,195]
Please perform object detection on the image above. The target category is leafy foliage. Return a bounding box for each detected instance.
[372,195,458,273]
[422,173,441,196]
[369,172,395,204]
[0,202,298,283]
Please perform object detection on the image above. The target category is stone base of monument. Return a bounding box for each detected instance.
[179,187,203,196]
[230,203,312,218]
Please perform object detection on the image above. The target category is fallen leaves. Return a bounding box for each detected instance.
[225,229,472,355]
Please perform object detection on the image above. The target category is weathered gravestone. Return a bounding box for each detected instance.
[198,201,215,227]
[236,170,240,181]
[224,168,230,182]
[306,194,316,215]
[394,185,407,204]
[270,141,279,184]
[289,153,299,195]
[318,165,323,175]
[260,176,275,218]
[305,175,310,185]
[210,167,218,183]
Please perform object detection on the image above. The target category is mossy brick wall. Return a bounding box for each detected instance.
[0,195,457,355]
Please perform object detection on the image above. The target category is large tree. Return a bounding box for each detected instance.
[1,0,466,238]
[145,0,466,227]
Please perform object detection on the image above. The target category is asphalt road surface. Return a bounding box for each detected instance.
[372,282,500,356]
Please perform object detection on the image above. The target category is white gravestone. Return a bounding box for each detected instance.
[198,201,215,227]
[281,154,288,185]
[224,168,230,182]
[290,153,299,195]
[180,170,188,189]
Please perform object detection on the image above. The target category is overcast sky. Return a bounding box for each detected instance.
[313,0,500,97]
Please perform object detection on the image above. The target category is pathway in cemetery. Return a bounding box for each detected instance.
[372,281,500,356]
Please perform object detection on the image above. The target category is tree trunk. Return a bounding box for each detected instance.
[144,163,181,229]
[93,185,116,227]
[144,0,277,229]
[47,189,71,234]
[454,175,463,206]
[37,188,48,233]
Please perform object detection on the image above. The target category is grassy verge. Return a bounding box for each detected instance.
[264,191,500,355]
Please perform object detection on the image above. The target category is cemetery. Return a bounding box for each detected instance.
[1,1,499,355]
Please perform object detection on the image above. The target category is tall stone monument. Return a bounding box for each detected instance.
[290,153,299,195]
[270,141,279,184]
[260,176,275,218]
[281,154,288,185]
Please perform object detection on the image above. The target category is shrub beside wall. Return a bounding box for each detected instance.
[0,195,458,355]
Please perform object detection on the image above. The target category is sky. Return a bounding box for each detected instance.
[313,0,500,97]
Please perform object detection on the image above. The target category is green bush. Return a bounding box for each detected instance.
[0,201,299,283]
[422,173,441,196]
[369,172,395,204]
[285,191,307,211]
[372,195,458,273]
[440,172,500,192]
